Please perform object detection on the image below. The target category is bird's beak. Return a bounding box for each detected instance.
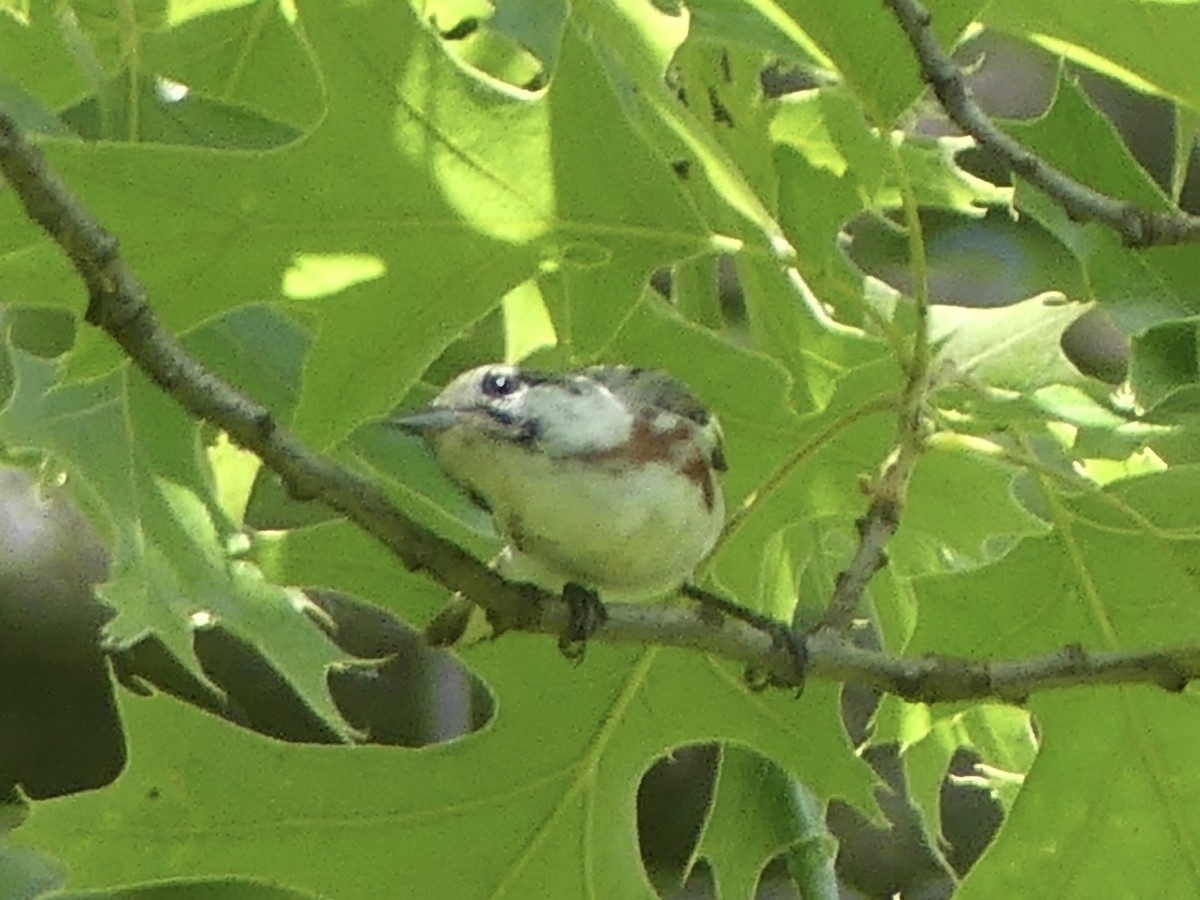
[388,407,461,434]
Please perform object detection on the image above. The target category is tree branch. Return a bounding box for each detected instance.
[883,0,1200,248]
[819,138,934,634]
[2,110,1198,704]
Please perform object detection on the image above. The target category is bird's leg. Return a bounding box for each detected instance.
[681,584,807,693]
[558,582,609,661]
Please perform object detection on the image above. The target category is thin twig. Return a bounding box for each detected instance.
[817,135,933,632]
[884,0,1200,248]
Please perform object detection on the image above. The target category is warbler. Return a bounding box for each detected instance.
[393,362,806,686]
[392,364,727,605]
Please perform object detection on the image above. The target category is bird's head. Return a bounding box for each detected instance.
[394,364,721,460]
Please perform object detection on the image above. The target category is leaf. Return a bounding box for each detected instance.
[1129,317,1200,414]
[688,0,829,65]
[871,701,1035,852]
[960,688,1200,900]
[694,746,838,899]
[930,292,1093,392]
[772,88,1012,322]
[891,441,1049,575]
[0,348,349,736]
[983,0,1200,111]
[0,0,713,449]
[730,254,886,413]
[693,0,985,125]
[490,0,568,73]
[1004,76,1200,334]
[576,0,794,263]
[818,0,985,125]
[905,466,1200,897]
[14,644,879,897]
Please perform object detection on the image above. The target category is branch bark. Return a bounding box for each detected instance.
[1,110,1197,704]
[884,0,1200,247]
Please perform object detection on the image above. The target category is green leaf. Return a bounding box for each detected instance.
[770,0,984,125]
[251,521,457,630]
[576,0,792,262]
[14,644,878,897]
[490,0,568,73]
[1005,77,1199,332]
[904,467,1200,896]
[872,701,1035,852]
[687,0,829,65]
[892,441,1049,576]
[929,292,1093,392]
[526,16,714,357]
[61,74,303,149]
[983,0,1200,111]
[1130,317,1200,414]
[910,467,1200,659]
[960,688,1200,900]
[734,253,885,412]
[1009,75,1170,210]
[0,348,348,735]
[772,88,1012,322]
[0,0,714,449]
[695,746,838,899]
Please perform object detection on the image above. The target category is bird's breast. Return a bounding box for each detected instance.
[436,434,724,599]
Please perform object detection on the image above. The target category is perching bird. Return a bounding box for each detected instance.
[393,363,804,682]
[393,364,727,603]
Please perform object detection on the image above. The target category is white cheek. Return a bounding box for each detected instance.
[532,387,633,455]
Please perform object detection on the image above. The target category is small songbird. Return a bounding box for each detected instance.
[392,364,727,605]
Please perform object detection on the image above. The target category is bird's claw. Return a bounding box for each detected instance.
[742,624,807,694]
[771,623,808,695]
[683,584,807,694]
[558,583,608,662]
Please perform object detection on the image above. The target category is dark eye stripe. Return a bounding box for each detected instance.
[481,406,540,445]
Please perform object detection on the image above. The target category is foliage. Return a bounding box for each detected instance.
[1,0,1200,897]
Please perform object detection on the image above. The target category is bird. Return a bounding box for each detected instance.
[392,363,804,682]
[392,363,726,599]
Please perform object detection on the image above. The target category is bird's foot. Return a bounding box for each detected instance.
[558,582,608,662]
[682,584,807,694]
[761,623,808,696]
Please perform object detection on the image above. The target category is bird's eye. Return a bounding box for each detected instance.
[482,370,520,398]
